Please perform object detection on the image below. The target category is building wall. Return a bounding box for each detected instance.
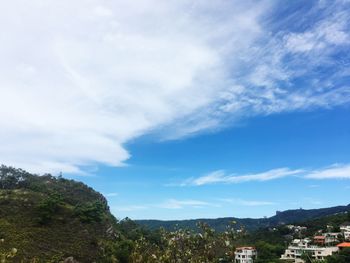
[280,239,338,262]
[235,249,257,263]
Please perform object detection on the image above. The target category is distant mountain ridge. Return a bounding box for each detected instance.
[136,204,350,232]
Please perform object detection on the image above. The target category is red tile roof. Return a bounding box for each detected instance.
[236,247,255,250]
[337,242,350,248]
[314,236,325,239]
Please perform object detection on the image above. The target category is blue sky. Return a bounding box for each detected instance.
[81,107,350,219]
[0,0,350,219]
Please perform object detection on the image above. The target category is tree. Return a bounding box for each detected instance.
[326,248,350,263]
[255,241,285,263]
[37,193,63,224]
[74,201,106,223]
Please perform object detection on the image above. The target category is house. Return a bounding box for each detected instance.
[313,232,340,246]
[344,231,350,241]
[313,236,326,246]
[234,246,257,263]
[340,222,350,241]
[280,239,339,263]
[340,222,350,232]
[325,233,340,245]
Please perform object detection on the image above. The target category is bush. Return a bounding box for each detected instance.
[37,193,63,224]
[74,201,106,223]
[326,248,350,263]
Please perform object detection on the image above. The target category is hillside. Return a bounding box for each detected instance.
[136,204,350,232]
[0,165,129,262]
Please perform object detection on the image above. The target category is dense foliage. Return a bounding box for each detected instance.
[131,222,245,263]
[0,165,122,262]
[325,248,350,263]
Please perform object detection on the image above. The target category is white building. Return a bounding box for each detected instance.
[340,222,350,241]
[280,239,338,263]
[344,231,350,241]
[235,247,257,263]
[340,222,350,232]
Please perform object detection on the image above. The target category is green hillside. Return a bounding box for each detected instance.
[0,165,132,262]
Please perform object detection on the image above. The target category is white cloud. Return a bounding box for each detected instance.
[158,199,214,209]
[219,198,276,206]
[308,184,320,188]
[304,198,323,206]
[112,198,215,212]
[113,205,149,212]
[187,168,303,186]
[0,0,269,173]
[104,192,119,197]
[180,163,350,186]
[285,12,350,53]
[304,164,350,179]
[0,0,349,173]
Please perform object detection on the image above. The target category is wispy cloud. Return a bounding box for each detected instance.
[113,205,149,212]
[284,14,350,53]
[304,164,350,179]
[179,163,350,186]
[158,199,216,209]
[104,192,119,197]
[308,184,320,188]
[0,1,349,173]
[112,198,216,212]
[112,197,276,217]
[218,198,276,206]
[304,198,323,206]
[183,168,303,186]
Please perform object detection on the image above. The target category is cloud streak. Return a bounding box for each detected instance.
[157,199,215,209]
[185,168,303,186]
[179,163,350,186]
[112,198,216,212]
[111,197,276,216]
[304,164,350,179]
[104,192,119,197]
[218,198,276,206]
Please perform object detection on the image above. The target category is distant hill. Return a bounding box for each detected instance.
[0,165,129,262]
[136,204,350,232]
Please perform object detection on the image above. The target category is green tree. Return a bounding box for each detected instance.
[37,193,63,224]
[326,248,350,263]
[74,201,106,223]
[255,241,284,263]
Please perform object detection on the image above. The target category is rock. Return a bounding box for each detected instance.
[63,256,79,263]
